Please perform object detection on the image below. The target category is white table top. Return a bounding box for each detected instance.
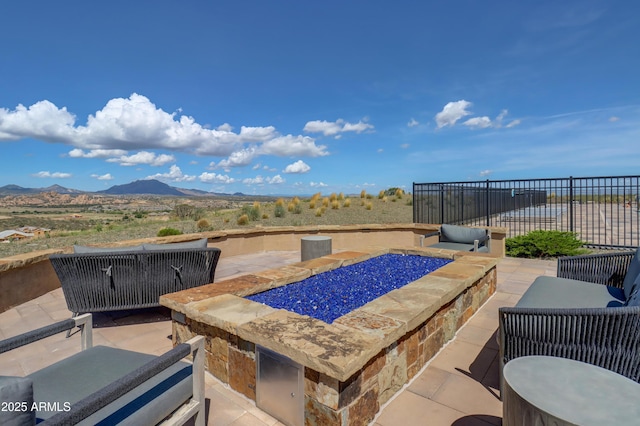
[504,356,640,425]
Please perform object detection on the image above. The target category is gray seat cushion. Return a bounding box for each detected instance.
[0,376,35,425]
[428,242,475,252]
[143,238,208,251]
[28,346,192,425]
[516,276,626,309]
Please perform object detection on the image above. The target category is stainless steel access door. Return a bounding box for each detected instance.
[256,346,304,426]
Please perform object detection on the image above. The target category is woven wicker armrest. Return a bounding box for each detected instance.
[557,251,635,288]
[499,306,640,383]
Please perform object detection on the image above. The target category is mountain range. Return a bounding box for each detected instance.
[0,180,245,197]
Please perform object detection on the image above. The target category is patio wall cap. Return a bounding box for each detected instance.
[0,223,507,271]
[0,249,65,272]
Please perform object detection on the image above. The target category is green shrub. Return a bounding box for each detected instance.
[196,219,211,232]
[172,204,195,220]
[506,230,589,258]
[192,207,207,221]
[241,204,260,221]
[237,214,249,226]
[274,203,286,218]
[157,227,182,237]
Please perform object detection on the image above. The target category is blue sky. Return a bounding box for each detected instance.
[1,1,639,195]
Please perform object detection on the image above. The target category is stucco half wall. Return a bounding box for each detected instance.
[0,223,506,313]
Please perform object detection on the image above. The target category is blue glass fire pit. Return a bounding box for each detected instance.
[246,253,451,323]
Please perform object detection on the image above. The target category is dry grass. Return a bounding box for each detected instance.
[0,194,413,257]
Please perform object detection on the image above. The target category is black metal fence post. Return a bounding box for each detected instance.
[440,184,445,224]
[569,176,574,233]
[486,179,490,227]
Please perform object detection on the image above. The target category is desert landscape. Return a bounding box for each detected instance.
[0,189,413,258]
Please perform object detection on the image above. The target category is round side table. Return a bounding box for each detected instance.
[503,356,640,425]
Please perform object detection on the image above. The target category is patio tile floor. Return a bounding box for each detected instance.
[0,252,554,425]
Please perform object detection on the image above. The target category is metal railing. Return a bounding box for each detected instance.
[413,175,640,249]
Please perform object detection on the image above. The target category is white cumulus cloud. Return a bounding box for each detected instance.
[146,165,196,182]
[0,100,77,142]
[91,173,114,180]
[436,103,521,130]
[310,181,328,187]
[303,119,374,137]
[267,175,284,184]
[69,148,128,158]
[214,147,259,171]
[407,118,419,127]
[283,160,311,174]
[463,116,492,129]
[199,172,235,184]
[435,100,473,129]
[0,93,330,167]
[106,151,175,166]
[242,175,285,185]
[32,171,72,178]
[260,135,328,157]
[243,176,264,185]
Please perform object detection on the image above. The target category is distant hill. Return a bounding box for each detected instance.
[98,179,186,196]
[41,184,85,194]
[178,187,217,197]
[0,180,247,197]
[0,184,30,195]
[0,184,83,195]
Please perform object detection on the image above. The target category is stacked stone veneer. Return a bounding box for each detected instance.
[161,247,497,426]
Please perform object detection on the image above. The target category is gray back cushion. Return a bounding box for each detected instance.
[143,238,208,251]
[73,245,144,254]
[0,376,35,425]
[440,224,486,244]
[623,247,640,299]
[627,274,640,306]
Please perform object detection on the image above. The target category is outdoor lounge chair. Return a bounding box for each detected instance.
[49,240,221,315]
[499,249,640,385]
[421,223,490,252]
[0,314,205,425]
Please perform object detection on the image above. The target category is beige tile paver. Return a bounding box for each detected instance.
[0,250,554,425]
